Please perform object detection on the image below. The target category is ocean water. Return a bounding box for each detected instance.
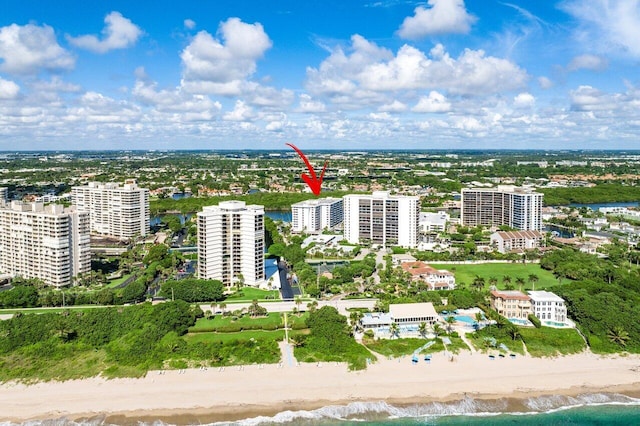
[4,393,639,426]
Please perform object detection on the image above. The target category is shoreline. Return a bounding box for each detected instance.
[95,385,640,425]
[1,352,640,423]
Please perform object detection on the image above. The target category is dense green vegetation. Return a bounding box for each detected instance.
[363,338,426,357]
[188,312,287,333]
[541,184,640,206]
[519,328,586,357]
[293,306,373,370]
[0,301,201,381]
[160,279,224,303]
[539,248,640,353]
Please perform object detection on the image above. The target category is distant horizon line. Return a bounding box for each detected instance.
[2,149,640,153]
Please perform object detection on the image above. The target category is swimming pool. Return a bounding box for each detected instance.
[508,318,530,326]
[452,315,477,325]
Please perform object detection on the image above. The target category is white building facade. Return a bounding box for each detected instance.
[419,211,449,232]
[343,192,420,248]
[528,291,567,323]
[291,197,343,233]
[72,180,149,239]
[197,201,265,287]
[461,186,543,231]
[0,202,91,287]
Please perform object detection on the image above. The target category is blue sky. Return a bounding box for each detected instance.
[1,0,639,150]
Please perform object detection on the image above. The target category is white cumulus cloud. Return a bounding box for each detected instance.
[398,0,477,39]
[0,23,75,74]
[184,19,196,30]
[181,18,272,95]
[567,54,608,71]
[513,92,535,108]
[306,37,528,99]
[223,100,255,121]
[412,91,451,113]
[67,12,142,53]
[0,77,19,99]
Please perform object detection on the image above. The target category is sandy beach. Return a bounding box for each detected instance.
[1,351,640,423]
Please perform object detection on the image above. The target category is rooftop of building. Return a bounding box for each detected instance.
[291,197,343,207]
[344,191,419,200]
[3,201,77,216]
[389,302,438,319]
[199,200,265,214]
[400,261,453,277]
[527,290,564,303]
[490,290,531,301]
[462,185,542,194]
[492,230,543,240]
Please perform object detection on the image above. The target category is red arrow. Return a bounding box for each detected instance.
[286,143,328,196]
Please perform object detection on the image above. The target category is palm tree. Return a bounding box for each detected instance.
[307,300,318,312]
[528,274,539,291]
[475,312,484,328]
[608,326,630,347]
[294,296,302,312]
[506,325,521,341]
[432,322,443,338]
[502,275,512,287]
[389,322,400,339]
[218,302,227,314]
[472,275,486,292]
[445,316,456,334]
[515,277,526,292]
[488,276,498,290]
[418,321,428,339]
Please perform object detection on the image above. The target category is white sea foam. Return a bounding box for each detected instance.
[4,394,640,426]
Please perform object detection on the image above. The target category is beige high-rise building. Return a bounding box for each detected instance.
[0,201,91,287]
[343,192,420,248]
[72,180,149,239]
[461,186,543,231]
[197,201,265,287]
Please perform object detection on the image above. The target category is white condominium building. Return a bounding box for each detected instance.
[343,191,420,248]
[291,197,343,233]
[461,185,543,231]
[0,201,91,287]
[72,180,150,239]
[197,201,265,287]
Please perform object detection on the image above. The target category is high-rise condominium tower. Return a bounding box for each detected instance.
[343,191,420,248]
[197,201,265,287]
[0,202,90,287]
[291,197,343,233]
[72,180,150,239]
[461,186,543,231]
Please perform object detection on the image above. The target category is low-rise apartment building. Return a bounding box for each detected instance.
[490,230,543,253]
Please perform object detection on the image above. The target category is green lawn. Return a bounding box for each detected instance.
[223,288,280,302]
[105,273,134,288]
[519,327,586,357]
[430,263,559,291]
[189,312,284,332]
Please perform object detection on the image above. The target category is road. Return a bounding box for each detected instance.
[278,260,294,299]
